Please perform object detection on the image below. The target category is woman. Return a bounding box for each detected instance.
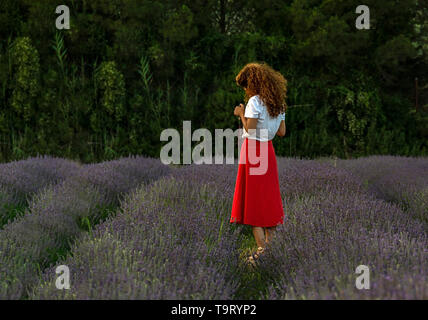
[230,62,287,266]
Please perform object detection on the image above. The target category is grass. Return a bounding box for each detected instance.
[0,203,27,228]
[234,225,276,300]
[76,204,117,233]
[18,204,121,300]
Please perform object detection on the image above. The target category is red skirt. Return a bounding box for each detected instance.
[230,138,285,227]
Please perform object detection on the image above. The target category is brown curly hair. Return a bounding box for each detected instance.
[235,62,287,117]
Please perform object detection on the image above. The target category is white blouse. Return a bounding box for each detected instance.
[241,95,285,141]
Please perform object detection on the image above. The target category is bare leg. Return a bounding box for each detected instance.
[252,226,266,248]
[265,226,277,245]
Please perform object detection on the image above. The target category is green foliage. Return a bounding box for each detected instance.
[0,203,27,228]
[0,0,426,162]
[0,0,22,41]
[77,204,116,233]
[9,37,40,124]
[94,61,125,123]
[326,76,382,157]
[375,34,418,85]
[161,5,198,45]
[52,31,67,79]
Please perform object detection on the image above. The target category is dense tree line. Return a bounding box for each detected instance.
[0,0,427,163]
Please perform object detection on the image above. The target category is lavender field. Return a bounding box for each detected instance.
[0,155,427,300]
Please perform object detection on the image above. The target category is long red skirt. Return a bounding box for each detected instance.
[230,138,285,227]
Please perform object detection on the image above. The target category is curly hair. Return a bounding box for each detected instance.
[235,62,287,118]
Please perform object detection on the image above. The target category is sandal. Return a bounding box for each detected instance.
[246,246,265,267]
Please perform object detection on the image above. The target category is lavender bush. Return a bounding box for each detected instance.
[1,155,426,300]
[335,156,428,226]
[79,156,172,204]
[0,156,81,227]
[0,188,19,226]
[277,157,369,200]
[260,190,428,299]
[0,156,170,299]
[30,175,240,299]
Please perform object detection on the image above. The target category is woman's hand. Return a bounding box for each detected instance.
[234,103,245,116]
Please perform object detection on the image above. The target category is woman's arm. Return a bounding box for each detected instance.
[234,104,258,132]
[276,120,286,137]
[239,114,258,132]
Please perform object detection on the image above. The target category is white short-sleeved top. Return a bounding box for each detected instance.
[242,95,285,141]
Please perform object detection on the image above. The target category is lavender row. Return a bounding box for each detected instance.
[170,158,369,202]
[335,155,428,226]
[260,190,428,299]
[7,155,426,299]
[276,157,369,200]
[194,157,428,299]
[0,156,81,227]
[28,160,370,300]
[0,156,170,299]
[30,174,241,299]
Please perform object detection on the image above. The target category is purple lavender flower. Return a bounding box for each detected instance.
[0,156,170,299]
[30,175,240,300]
[0,156,81,227]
